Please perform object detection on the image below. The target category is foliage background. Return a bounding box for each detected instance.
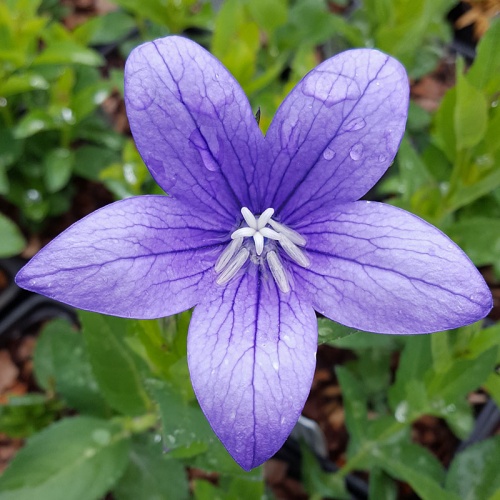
[0,0,499,498]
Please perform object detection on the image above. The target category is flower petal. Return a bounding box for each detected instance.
[16,196,223,318]
[188,271,317,470]
[294,201,492,334]
[125,36,265,224]
[263,49,409,225]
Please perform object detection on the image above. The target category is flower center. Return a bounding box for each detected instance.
[215,207,310,293]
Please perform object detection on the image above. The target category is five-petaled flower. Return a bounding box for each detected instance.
[16,36,492,470]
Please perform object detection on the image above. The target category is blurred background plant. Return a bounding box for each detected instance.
[1,0,499,499]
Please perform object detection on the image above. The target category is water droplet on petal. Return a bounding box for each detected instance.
[189,129,220,171]
[378,153,387,163]
[323,147,335,161]
[345,117,366,131]
[272,361,280,371]
[349,143,363,161]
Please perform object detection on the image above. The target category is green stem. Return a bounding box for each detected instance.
[118,412,158,434]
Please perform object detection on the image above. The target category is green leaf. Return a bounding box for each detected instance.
[427,346,498,405]
[447,217,500,269]
[33,319,108,416]
[0,416,130,500]
[336,366,367,455]
[446,436,500,500]
[301,443,350,499]
[43,148,74,193]
[219,473,265,500]
[0,128,23,173]
[81,311,152,416]
[113,436,188,500]
[0,73,49,96]
[73,145,120,181]
[0,213,25,257]
[13,110,57,138]
[396,136,434,201]
[376,443,459,500]
[148,379,247,475]
[0,394,60,438]
[433,88,457,162]
[33,42,104,66]
[467,18,500,94]
[454,69,488,150]
[369,468,398,500]
[388,335,433,416]
[71,81,112,123]
[317,318,361,345]
[246,0,287,34]
[74,11,136,46]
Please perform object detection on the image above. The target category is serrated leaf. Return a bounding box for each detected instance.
[148,379,248,476]
[0,417,130,500]
[427,347,498,405]
[113,436,188,500]
[376,443,458,500]
[33,319,108,416]
[317,317,361,345]
[81,311,152,416]
[446,436,500,500]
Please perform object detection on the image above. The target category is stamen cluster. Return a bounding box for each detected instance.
[215,207,310,293]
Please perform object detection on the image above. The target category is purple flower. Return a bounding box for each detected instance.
[16,36,492,470]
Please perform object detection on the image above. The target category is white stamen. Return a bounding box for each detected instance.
[259,227,281,240]
[279,235,310,267]
[218,206,308,289]
[267,251,290,293]
[216,247,250,285]
[241,207,258,229]
[215,238,243,272]
[268,219,306,246]
[231,227,255,239]
[257,208,275,229]
[253,232,264,255]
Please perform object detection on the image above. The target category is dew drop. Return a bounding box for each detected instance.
[199,149,218,171]
[349,143,363,161]
[92,429,111,445]
[395,401,409,423]
[345,117,366,132]
[272,361,280,371]
[322,147,335,161]
[378,153,387,163]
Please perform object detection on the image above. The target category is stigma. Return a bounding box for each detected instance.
[215,207,310,293]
